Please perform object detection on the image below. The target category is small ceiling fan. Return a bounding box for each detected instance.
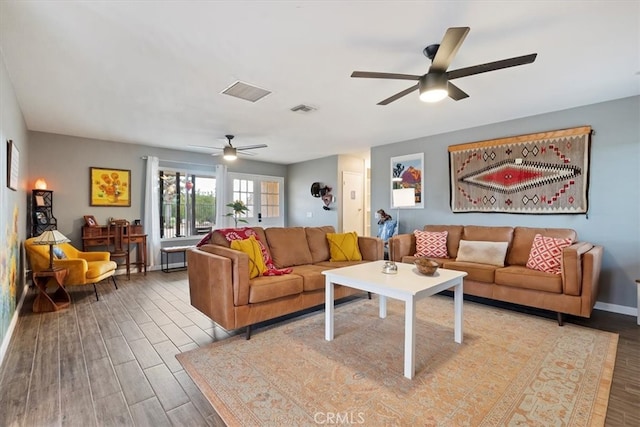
[191,135,268,161]
[351,27,537,105]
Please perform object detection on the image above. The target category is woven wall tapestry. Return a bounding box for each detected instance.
[449,126,591,214]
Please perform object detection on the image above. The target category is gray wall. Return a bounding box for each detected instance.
[371,96,640,310]
[28,131,287,247]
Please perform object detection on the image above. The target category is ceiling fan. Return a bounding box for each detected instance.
[191,135,268,161]
[351,27,537,105]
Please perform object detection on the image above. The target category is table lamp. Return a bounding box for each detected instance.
[33,230,70,271]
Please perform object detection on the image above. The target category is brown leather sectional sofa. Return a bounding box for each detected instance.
[388,225,604,324]
[187,226,383,338]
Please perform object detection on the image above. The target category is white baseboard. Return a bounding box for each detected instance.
[594,301,638,318]
[0,284,29,368]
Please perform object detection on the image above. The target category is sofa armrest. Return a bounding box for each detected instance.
[388,234,416,262]
[579,245,604,316]
[187,248,238,330]
[197,244,250,307]
[77,250,111,262]
[561,242,594,296]
[358,236,384,261]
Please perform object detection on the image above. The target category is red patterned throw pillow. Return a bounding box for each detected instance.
[414,230,448,258]
[526,233,573,274]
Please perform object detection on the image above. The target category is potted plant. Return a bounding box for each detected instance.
[225,200,249,228]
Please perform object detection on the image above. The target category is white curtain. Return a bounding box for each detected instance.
[144,156,161,267]
[215,164,228,228]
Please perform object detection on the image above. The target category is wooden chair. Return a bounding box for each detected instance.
[107,219,131,280]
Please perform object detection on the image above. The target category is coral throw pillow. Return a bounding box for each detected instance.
[526,234,573,274]
[414,230,448,258]
[230,235,267,279]
[326,232,362,262]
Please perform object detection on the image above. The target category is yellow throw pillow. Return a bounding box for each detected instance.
[230,236,267,279]
[326,232,362,262]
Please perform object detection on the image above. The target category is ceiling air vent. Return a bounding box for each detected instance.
[290,104,316,113]
[221,81,271,103]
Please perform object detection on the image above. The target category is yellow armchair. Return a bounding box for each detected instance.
[25,237,118,300]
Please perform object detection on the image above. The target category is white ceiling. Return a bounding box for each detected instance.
[1,1,638,165]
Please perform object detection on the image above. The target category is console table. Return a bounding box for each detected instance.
[82,225,147,275]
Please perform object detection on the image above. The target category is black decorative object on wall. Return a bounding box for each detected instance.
[32,189,57,236]
[310,182,334,210]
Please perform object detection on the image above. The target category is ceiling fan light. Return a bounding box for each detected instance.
[223,146,237,161]
[419,73,448,103]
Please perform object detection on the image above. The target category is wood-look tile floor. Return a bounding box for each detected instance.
[0,271,638,426]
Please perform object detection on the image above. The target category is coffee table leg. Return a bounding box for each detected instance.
[325,279,334,341]
[454,279,463,344]
[379,295,387,318]
[404,297,416,379]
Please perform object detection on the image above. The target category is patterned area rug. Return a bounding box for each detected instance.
[177,296,617,426]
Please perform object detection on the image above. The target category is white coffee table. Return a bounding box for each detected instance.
[323,260,467,379]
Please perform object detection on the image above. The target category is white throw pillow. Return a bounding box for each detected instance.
[455,240,509,266]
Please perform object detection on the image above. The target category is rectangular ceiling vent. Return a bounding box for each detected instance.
[221,81,271,103]
[290,104,316,113]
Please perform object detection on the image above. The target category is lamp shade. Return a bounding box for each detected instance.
[223,146,237,161]
[392,188,416,208]
[33,230,70,245]
[419,73,448,103]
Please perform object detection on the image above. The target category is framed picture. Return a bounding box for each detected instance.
[390,153,424,208]
[35,195,45,207]
[84,215,98,227]
[6,140,19,191]
[90,167,131,207]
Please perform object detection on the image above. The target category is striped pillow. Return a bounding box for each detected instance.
[414,230,448,258]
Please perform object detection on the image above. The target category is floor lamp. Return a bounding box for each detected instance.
[392,187,416,236]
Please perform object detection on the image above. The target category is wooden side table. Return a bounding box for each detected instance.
[32,268,70,313]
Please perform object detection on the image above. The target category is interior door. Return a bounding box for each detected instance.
[342,171,364,234]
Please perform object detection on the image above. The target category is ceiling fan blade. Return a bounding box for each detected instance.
[430,27,470,72]
[351,71,421,81]
[238,151,258,157]
[447,53,537,80]
[377,83,419,105]
[236,144,268,151]
[447,82,469,101]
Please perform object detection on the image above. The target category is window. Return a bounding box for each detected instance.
[160,170,216,238]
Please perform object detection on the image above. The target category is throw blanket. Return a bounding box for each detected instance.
[198,228,292,276]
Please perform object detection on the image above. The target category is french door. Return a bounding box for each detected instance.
[226,173,285,228]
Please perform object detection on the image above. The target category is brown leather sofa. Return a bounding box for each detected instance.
[187,226,384,338]
[388,225,603,324]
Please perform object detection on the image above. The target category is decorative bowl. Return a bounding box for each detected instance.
[414,258,438,275]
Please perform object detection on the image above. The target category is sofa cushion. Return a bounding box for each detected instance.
[248,274,304,304]
[442,261,497,283]
[455,240,509,266]
[526,234,573,274]
[424,225,464,258]
[327,232,362,261]
[230,236,267,279]
[265,227,313,267]
[290,265,328,292]
[507,227,577,266]
[414,230,448,258]
[495,265,563,293]
[305,226,336,263]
